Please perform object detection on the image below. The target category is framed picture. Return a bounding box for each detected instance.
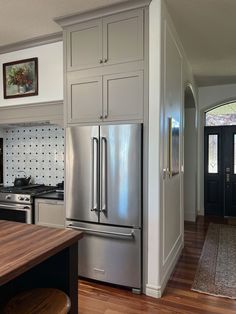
[3,57,38,99]
[168,117,180,177]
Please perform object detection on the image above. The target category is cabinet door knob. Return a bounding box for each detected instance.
[99,59,103,64]
[104,115,108,119]
[104,59,108,63]
[99,115,103,119]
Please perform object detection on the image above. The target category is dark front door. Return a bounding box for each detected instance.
[205,126,236,216]
[0,138,2,184]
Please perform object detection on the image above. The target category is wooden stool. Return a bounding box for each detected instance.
[4,288,71,314]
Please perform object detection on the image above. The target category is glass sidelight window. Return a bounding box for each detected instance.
[234,134,236,174]
[208,134,218,173]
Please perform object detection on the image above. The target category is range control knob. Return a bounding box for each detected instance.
[24,197,30,202]
[6,195,11,200]
[18,196,24,201]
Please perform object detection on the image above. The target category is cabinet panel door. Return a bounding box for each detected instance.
[35,200,65,228]
[68,75,103,123]
[67,19,102,71]
[103,71,143,121]
[103,9,143,65]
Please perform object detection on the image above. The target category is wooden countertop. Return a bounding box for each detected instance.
[0,220,83,286]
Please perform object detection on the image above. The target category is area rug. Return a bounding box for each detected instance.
[191,223,236,299]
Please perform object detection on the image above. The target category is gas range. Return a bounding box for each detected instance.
[0,184,56,205]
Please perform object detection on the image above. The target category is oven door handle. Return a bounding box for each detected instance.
[0,204,31,211]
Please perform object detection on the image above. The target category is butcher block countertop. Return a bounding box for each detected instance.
[0,220,83,286]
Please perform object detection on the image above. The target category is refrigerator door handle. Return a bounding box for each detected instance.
[91,137,99,212]
[67,225,135,239]
[101,137,107,213]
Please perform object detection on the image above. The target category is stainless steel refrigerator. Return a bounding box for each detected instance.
[66,124,142,292]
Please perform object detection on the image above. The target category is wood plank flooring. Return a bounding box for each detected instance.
[78,216,236,313]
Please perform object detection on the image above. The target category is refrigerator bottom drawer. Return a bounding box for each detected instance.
[68,222,141,289]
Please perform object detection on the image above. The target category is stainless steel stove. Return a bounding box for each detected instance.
[0,184,56,224]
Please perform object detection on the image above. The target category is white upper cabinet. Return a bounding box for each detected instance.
[61,5,147,124]
[66,9,144,71]
[103,71,143,121]
[103,9,143,66]
[67,20,103,71]
[67,75,103,123]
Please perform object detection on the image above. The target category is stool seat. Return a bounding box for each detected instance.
[4,288,71,314]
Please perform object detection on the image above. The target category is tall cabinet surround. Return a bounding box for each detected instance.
[55,0,150,293]
[55,0,150,126]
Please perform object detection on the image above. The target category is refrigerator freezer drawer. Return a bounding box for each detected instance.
[67,222,141,289]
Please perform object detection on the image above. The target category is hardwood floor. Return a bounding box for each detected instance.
[78,216,236,313]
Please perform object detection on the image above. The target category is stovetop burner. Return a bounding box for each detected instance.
[0,184,56,196]
[0,184,42,193]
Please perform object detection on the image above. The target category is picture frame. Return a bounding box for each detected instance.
[168,117,180,177]
[3,57,38,99]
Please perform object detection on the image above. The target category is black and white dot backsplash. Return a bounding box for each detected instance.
[3,125,64,186]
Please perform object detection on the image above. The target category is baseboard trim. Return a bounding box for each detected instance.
[145,284,162,298]
[145,239,183,298]
[184,211,196,222]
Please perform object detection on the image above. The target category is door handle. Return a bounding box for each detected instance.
[101,137,107,213]
[92,137,99,212]
[162,168,171,179]
[67,225,134,239]
[226,173,230,183]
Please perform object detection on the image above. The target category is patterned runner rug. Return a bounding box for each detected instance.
[192,223,236,299]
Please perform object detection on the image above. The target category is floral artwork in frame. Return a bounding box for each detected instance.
[3,57,38,99]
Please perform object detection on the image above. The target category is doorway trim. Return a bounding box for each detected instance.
[183,83,198,221]
[198,97,236,216]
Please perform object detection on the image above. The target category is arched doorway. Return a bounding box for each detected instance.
[184,85,197,221]
[204,102,236,217]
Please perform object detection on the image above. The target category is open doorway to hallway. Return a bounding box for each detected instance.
[204,102,236,217]
[184,85,197,222]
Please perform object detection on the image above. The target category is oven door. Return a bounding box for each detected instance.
[0,203,32,224]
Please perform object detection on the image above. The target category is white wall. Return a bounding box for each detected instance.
[147,0,197,298]
[0,42,63,106]
[198,83,236,215]
[184,108,197,221]
[147,0,162,297]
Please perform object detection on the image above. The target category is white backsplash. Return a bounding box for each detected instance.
[3,125,64,186]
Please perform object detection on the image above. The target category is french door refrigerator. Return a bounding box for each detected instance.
[66,124,142,292]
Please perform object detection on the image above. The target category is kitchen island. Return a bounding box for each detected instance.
[0,220,83,313]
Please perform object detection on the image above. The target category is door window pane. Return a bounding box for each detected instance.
[206,102,236,126]
[208,134,218,173]
[234,134,236,174]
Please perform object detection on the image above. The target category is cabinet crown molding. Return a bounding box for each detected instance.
[54,0,151,27]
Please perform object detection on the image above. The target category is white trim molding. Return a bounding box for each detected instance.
[145,239,183,298]
[145,284,162,298]
[55,0,151,27]
[0,32,62,55]
[0,100,64,126]
[184,211,196,222]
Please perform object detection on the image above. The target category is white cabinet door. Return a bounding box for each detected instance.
[67,75,103,124]
[103,9,143,66]
[103,70,143,121]
[67,19,103,71]
[35,199,65,228]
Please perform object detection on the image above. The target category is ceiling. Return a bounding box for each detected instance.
[165,0,236,86]
[0,0,127,46]
[0,0,235,87]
